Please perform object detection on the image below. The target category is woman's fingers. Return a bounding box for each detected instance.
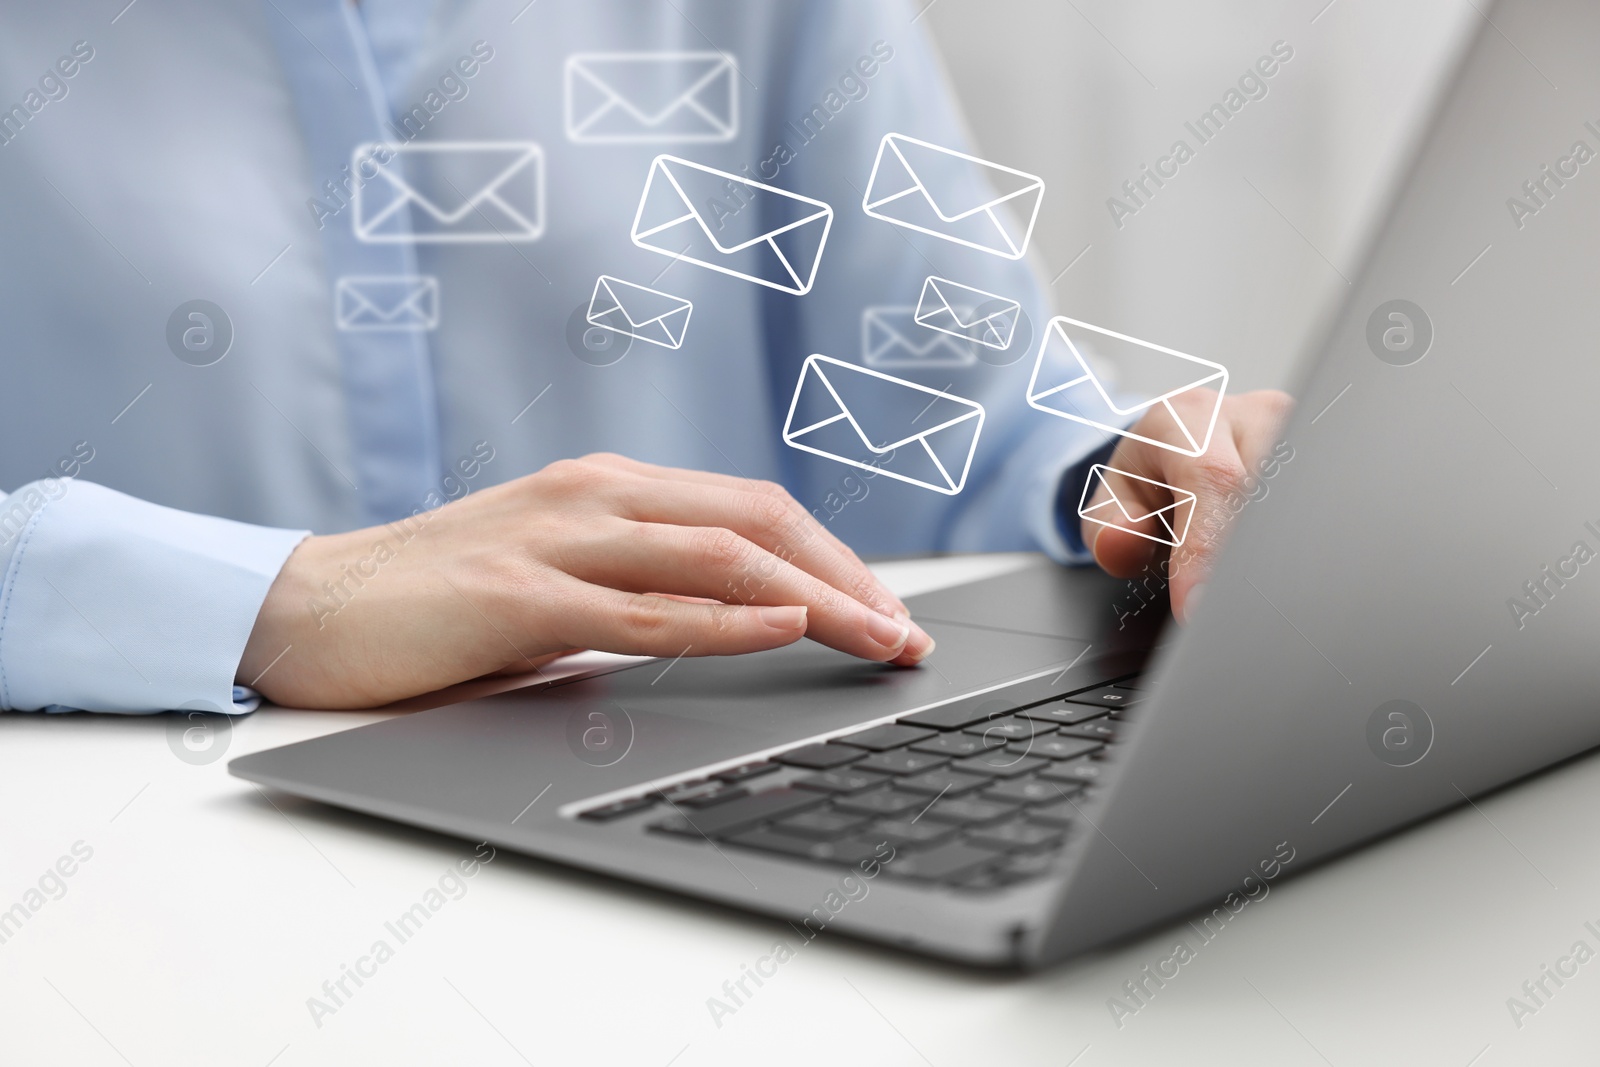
[566,520,928,663]
[551,582,812,658]
[581,452,910,615]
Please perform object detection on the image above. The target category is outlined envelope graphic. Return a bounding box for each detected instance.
[586,275,693,349]
[565,52,738,143]
[862,307,975,368]
[335,275,439,332]
[353,141,544,243]
[862,133,1044,259]
[631,155,833,295]
[1077,464,1196,547]
[1026,316,1229,457]
[914,276,1020,350]
[782,354,985,495]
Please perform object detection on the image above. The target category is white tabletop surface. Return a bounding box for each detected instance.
[3,553,1598,1066]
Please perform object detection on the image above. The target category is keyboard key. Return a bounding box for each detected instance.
[897,675,1074,731]
[660,779,712,800]
[920,796,1021,825]
[834,788,925,817]
[1022,737,1105,762]
[962,715,1056,743]
[1025,798,1080,827]
[982,777,1061,805]
[870,818,959,847]
[775,808,874,839]
[775,743,868,769]
[882,840,1005,882]
[895,769,992,796]
[1111,675,1143,690]
[647,787,826,838]
[966,819,1064,852]
[716,762,781,784]
[1000,850,1062,878]
[1055,721,1118,743]
[722,829,884,866]
[679,786,750,808]
[1062,685,1142,710]
[793,768,891,794]
[836,723,938,751]
[952,752,1049,779]
[855,750,949,776]
[1036,761,1104,786]
[1018,702,1110,726]
[579,795,657,821]
[910,732,989,758]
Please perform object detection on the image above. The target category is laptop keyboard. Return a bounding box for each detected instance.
[574,672,1142,891]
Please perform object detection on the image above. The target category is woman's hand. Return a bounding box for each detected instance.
[238,453,934,708]
[1082,389,1294,622]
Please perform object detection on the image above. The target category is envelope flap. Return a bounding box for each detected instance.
[656,157,829,254]
[1051,318,1226,413]
[1088,465,1196,523]
[339,278,433,317]
[925,278,1015,328]
[887,135,1042,223]
[376,145,537,222]
[812,357,979,452]
[572,54,731,123]
[600,277,690,328]
[868,310,954,355]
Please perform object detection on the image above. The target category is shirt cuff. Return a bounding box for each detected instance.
[0,480,309,714]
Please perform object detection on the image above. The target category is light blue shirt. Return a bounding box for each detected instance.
[0,0,1112,714]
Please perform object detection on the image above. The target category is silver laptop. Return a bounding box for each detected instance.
[233,0,1600,967]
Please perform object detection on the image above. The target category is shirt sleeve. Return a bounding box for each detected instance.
[0,479,308,714]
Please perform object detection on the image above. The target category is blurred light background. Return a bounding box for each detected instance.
[925,0,1479,393]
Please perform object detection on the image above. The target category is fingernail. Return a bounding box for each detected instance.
[758,605,808,632]
[895,617,936,664]
[865,610,911,654]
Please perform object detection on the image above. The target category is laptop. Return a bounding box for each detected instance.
[232,0,1600,968]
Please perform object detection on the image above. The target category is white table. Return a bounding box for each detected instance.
[2,553,1596,1066]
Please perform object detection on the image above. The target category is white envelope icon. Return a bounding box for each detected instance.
[862,307,975,368]
[586,275,693,349]
[353,141,544,243]
[631,155,833,295]
[782,354,985,495]
[914,276,1020,351]
[565,52,738,143]
[862,133,1044,260]
[334,275,440,332]
[1078,464,1197,548]
[1027,316,1229,457]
